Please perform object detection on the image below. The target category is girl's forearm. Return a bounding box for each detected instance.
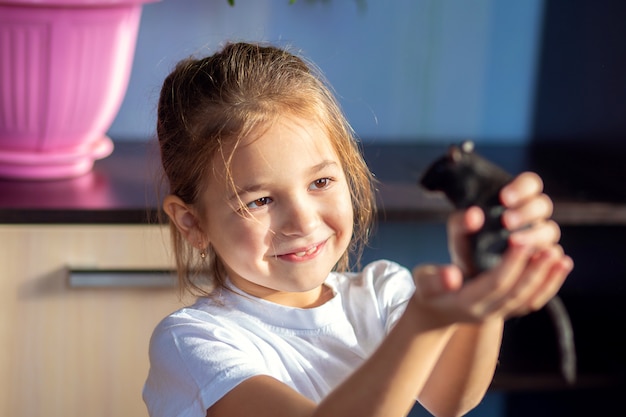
[418,318,504,417]
[314,299,457,417]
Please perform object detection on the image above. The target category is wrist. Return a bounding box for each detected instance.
[404,296,460,334]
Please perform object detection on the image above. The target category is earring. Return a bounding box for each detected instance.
[197,241,207,259]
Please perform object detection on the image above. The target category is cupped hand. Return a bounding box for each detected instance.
[411,171,574,325]
[411,245,572,325]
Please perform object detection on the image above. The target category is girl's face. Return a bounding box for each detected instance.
[200,116,354,308]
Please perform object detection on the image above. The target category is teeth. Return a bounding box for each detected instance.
[294,246,316,257]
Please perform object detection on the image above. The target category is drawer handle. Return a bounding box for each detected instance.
[68,269,176,288]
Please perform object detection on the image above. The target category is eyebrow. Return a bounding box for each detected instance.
[227,159,340,202]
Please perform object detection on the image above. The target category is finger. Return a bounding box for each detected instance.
[447,206,484,238]
[509,219,561,248]
[529,241,565,260]
[497,246,565,318]
[446,207,483,251]
[460,244,534,317]
[501,172,544,207]
[502,193,554,230]
[412,265,463,299]
[525,253,574,312]
[465,206,485,233]
[447,207,484,272]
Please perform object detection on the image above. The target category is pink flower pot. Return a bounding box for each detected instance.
[0,0,157,180]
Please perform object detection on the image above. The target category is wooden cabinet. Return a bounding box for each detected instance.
[0,224,185,417]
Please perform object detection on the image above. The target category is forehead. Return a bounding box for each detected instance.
[210,116,341,185]
[223,117,338,167]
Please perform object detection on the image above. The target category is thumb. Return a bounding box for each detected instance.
[412,264,464,299]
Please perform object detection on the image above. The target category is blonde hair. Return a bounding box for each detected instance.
[157,42,376,296]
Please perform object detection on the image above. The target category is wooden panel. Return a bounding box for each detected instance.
[0,225,187,417]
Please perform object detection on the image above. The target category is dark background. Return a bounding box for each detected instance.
[508,1,626,415]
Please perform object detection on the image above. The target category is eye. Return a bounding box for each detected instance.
[309,178,332,190]
[246,196,273,209]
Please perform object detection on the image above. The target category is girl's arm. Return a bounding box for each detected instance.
[411,245,570,416]
[207,296,458,417]
[416,172,573,416]
[419,319,503,416]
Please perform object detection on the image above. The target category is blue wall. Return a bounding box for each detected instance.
[108,0,544,145]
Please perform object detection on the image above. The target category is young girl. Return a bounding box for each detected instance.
[143,42,573,417]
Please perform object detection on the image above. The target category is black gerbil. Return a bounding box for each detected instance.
[420,140,512,276]
[419,140,576,385]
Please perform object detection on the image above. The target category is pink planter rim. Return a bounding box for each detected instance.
[0,137,113,166]
[0,0,158,6]
[0,136,114,180]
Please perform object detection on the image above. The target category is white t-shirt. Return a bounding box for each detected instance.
[143,260,415,417]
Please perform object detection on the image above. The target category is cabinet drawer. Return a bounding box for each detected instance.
[0,225,185,417]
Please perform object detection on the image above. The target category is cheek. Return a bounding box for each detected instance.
[343,208,355,242]
[333,188,355,236]
[220,218,273,255]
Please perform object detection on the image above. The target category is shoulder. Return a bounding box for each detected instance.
[361,259,413,282]
[147,296,279,387]
[331,259,414,298]
[330,260,415,333]
[144,299,271,417]
[148,298,262,359]
[149,301,219,345]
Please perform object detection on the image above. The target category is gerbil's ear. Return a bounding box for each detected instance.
[461,140,475,154]
[163,194,208,249]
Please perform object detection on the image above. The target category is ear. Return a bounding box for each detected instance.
[460,140,475,154]
[163,194,208,249]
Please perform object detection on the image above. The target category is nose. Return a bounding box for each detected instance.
[278,196,320,237]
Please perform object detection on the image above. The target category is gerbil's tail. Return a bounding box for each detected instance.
[545,296,577,385]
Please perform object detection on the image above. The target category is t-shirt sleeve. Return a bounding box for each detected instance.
[338,260,416,352]
[143,311,270,417]
[365,260,416,333]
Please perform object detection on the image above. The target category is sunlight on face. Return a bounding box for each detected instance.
[200,116,354,308]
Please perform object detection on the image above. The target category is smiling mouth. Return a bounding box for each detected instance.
[276,240,326,261]
[293,246,318,257]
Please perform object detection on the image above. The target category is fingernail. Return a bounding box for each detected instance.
[500,189,516,206]
[502,211,518,229]
[561,256,574,272]
[508,230,527,246]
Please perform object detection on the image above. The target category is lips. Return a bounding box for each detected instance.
[293,246,317,257]
[276,240,326,261]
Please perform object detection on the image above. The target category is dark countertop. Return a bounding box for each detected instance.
[1,141,626,224]
[0,142,162,224]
